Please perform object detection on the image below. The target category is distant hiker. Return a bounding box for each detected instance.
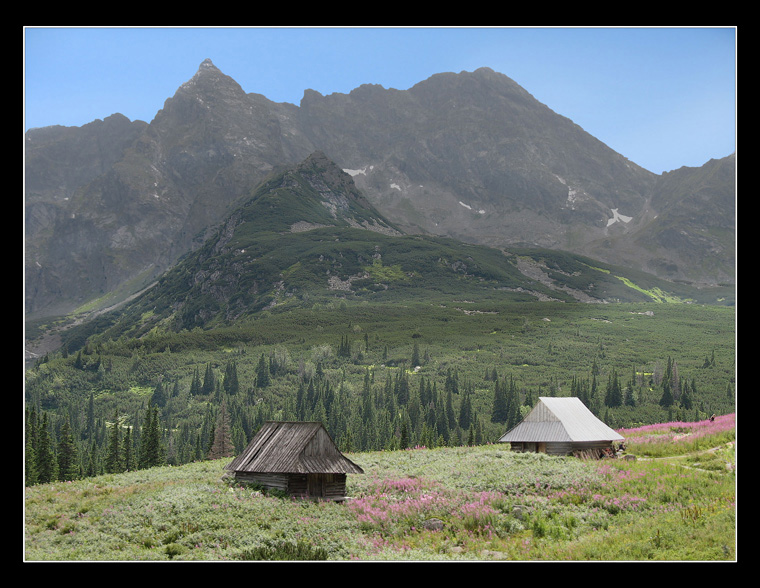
[710,414,716,422]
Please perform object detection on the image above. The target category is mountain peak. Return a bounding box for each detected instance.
[238,152,401,238]
[199,58,217,70]
[179,58,229,90]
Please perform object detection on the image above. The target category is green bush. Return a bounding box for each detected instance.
[236,539,329,561]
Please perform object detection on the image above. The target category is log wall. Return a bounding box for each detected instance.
[232,471,348,501]
[509,440,614,457]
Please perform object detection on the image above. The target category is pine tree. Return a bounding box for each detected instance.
[604,369,623,407]
[57,417,79,481]
[25,408,39,486]
[208,399,235,460]
[86,392,95,439]
[123,426,134,471]
[395,370,409,405]
[105,410,122,473]
[152,380,167,408]
[624,385,637,407]
[36,413,57,484]
[85,440,99,477]
[491,379,508,424]
[223,361,239,395]
[679,380,694,410]
[338,335,351,358]
[659,379,674,408]
[25,437,38,486]
[505,377,521,429]
[190,367,202,396]
[139,402,162,468]
[256,354,270,388]
[202,364,215,396]
[458,389,472,430]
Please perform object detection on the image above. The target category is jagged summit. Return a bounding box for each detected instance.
[177,58,234,92]
[24,62,735,318]
[239,151,402,237]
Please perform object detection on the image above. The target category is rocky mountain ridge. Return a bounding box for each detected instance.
[24,59,735,318]
[61,151,725,347]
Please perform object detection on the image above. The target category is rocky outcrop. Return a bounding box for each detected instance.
[24,60,735,317]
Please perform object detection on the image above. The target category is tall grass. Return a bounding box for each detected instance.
[619,413,736,458]
[25,417,735,561]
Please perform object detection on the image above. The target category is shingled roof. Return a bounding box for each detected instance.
[225,421,364,475]
[498,397,624,443]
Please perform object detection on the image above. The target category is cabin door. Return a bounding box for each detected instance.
[537,442,546,453]
[307,474,325,497]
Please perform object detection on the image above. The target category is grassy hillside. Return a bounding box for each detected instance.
[48,151,731,341]
[24,414,735,561]
[25,300,735,497]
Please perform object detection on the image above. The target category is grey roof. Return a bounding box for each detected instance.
[498,397,624,443]
[225,421,364,475]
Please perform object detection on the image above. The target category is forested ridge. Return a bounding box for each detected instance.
[24,300,735,486]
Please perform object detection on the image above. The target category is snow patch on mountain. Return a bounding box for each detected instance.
[607,208,633,227]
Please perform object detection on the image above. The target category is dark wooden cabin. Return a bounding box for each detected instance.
[225,421,364,501]
[498,397,624,457]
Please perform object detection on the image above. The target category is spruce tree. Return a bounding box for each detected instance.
[458,390,472,430]
[680,380,694,410]
[86,392,95,439]
[190,367,202,396]
[400,420,409,449]
[151,380,167,408]
[659,380,674,408]
[223,361,239,395]
[624,385,637,407]
[105,410,122,473]
[256,354,270,388]
[604,369,623,407]
[123,426,134,471]
[139,402,162,468]
[208,399,235,460]
[57,417,79,481]
[25,415,39,486]
[491,379,508,424]
[202,364,215,396]
[85,440,99,477]
[36,413,57,484]
[505,377,521,429]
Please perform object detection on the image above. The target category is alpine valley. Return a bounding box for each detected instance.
[24,60,735,483]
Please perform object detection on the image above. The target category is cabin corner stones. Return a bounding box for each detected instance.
[225,421,363,501]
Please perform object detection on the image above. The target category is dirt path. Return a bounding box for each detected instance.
[634,442,735,472]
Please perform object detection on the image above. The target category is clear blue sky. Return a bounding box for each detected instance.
[23,26,736,174]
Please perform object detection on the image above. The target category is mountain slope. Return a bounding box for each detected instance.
[298,68,658,248]
[24,60,735,319]
[24,60,308,317]
[72,153,727,346]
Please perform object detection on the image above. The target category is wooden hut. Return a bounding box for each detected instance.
[225,421,364,501]
[498,397,624,457]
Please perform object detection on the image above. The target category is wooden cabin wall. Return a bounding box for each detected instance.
[233,472,290,492]
[232,472,348,501]
[303,473,348,500]
[323,474,348,501]
[508,440,614,457]
[546,442,574,456]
